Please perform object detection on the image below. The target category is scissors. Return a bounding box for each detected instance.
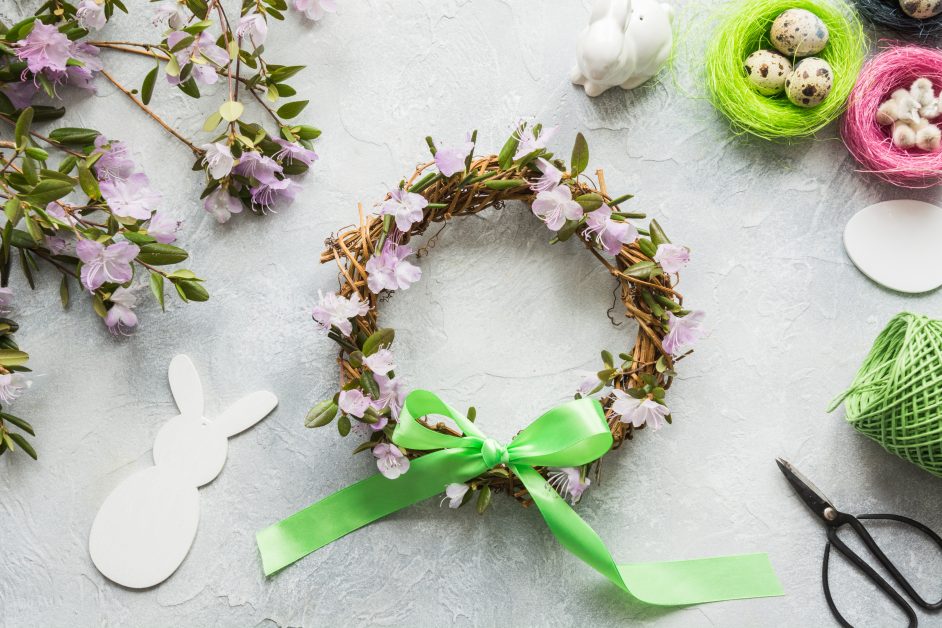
[776,458,942,627]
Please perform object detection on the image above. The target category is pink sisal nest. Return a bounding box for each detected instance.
[842,44,942,189]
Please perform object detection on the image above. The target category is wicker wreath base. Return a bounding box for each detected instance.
[309,125,699,509]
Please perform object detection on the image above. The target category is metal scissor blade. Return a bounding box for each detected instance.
[776,457,835,522]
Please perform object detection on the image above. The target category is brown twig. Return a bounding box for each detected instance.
[99,70,202,155]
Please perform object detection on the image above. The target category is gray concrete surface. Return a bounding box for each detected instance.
[1,1,941,626]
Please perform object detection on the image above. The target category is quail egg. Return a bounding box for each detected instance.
[785,57,833,108]
[744,49,793,96]
[770,9,829,57]
[900,0,942,19]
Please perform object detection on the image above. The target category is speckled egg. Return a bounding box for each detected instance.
[785,57,833,108]
[770,9,829,57]
[900,0,942,19]
[744,49,793,96]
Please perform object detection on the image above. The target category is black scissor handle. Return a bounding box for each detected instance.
[823,513,917,628]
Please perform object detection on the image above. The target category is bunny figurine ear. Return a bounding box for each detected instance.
[168,355,204,418]
[213,391,278,438]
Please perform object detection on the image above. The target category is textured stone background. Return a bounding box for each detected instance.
[2,1,942,626]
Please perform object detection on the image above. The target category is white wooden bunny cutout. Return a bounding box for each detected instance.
[571,0,674,97]
[89,355,277,589]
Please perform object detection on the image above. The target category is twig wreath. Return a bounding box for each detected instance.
[306,121,705,510]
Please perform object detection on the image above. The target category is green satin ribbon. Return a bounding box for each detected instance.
[257,390,783,606]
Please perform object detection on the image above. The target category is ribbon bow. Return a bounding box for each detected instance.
[257,390,782,606]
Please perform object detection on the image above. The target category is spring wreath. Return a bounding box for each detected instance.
[256,122,783,606]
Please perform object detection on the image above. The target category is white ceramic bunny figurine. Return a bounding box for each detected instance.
[89,355,277,589]
[571,0,674,97]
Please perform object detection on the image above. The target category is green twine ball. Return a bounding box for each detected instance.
[829,313,942,478]
[704,0,866,140]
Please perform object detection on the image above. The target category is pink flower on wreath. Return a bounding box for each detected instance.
[365,242,421,293]
[76,240,139,292]
[611,390,669,431]
[372,372,405,419]
[273,139,318,166]
[338,388,371,419]
[104,287,138,335]
[311,290,368,336]
[514,124,557,160]
[237,13,268,47]
[662,310,705,356]
[147,211,180,244]
[76,0,107,31]
[654,243,690,274]
[250,177,300,212]
[234,151,283,182]
[0,287,13,315]
[584,205,638,254]
[15,22,72,74]
[379,188,427,232]
[201,142,234,180]
[530,158,562,193]
[100,173,161,220]
[363,349,395,375]
[531,184,582,231]
[373,443,410,479]
[92,136,135,182]
[434,135,474,177]
[441,482,469,508]
[203,188,243,224]
[547,467,590,504]
[294,0,336,21]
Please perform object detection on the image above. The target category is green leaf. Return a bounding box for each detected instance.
[362,328,394,356]
[24,178,73,205]
[24,147,47,161]
[482,179,526,191]
[141,66,158,105]
[575,193,603,212]
[136,243,188,265]
[637,238,656,258]
[3,413,34,436]
[0,350,29,367]
[267,65,305,82]
[649,219,670,247]
[77,163,99,199]
[8,433,36,460]
[276,100,308,119]
[624,261,661,279]
[48,127,99,145]
[165,53,181,77]
[337,414,351,436]
[150,273,165,311]
[218,100,244,122]
[14,106,33,149]
[360,371,379,399]
[476,485,492,514]
[570,132,589,176]
[296,125,321,140]
[174,279,209,302]
[121,231,156,246]
[178,77,200,98]
[597,368,615,382]
[59,275,69,308]
[601,350,614,368]
[202,111,222,132]
[305,399,338,427]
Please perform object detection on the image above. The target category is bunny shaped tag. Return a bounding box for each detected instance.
[571,0,674,97]
[89,355,277,589]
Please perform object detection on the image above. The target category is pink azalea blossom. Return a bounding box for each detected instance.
[584,205,638,254]
[531,184,582,231]
[250,177,300,212]
[434,136,474,177]
[514,124,557,160]
[104,287,138,335]
[372,373,405,419]
[147,211,180,244]
[237,13,268,47]
[1,82,39,109]
[311,290,368,336]
[373,443,410,479]
[338,388,371,418]
[100,173,160,220]
[16,22,72,74]
[379,188,427,232]
[153,1,188,29]
[76,240,139,291]
[201,142,234,180]
[76,0,107,31]
[273,139,318,166]
[576,371,599,396]
[203,188,243,223]
[92,136,135,182]
[441,482,469,508]
[294,0,337,21]
[547,467,590,504]
[365,242,421,293]
[363,348,395,375]
[0,288,13,314]
[0,373,27,404]
[166,31,228,86]
[45,235,68,255]
[654,243,690,274]
[611,390,669,430]
[234,151,282,182]
[45,202,77,227]
[662,311,705,356]
[530,158,562,193]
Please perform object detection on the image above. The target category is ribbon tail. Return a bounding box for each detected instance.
[513,465,784,606]
[257,448,487,576]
